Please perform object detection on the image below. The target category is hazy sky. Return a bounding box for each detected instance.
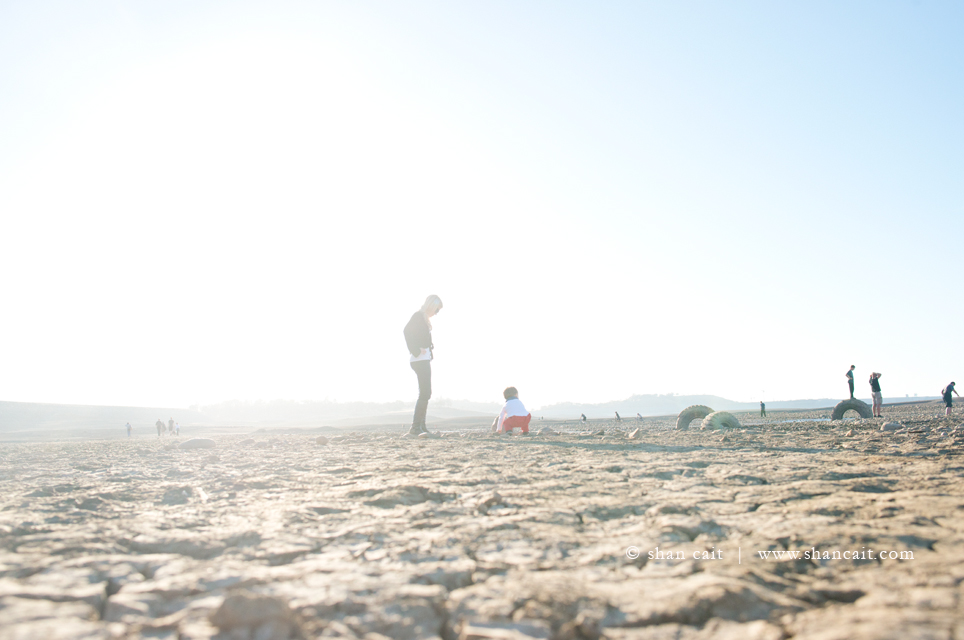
[1,2,961,410]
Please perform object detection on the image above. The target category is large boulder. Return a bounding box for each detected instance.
[178,438,216,450]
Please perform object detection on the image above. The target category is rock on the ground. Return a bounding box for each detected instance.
[178,438,216,450]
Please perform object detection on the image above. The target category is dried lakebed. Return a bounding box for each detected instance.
[1,405,963,639]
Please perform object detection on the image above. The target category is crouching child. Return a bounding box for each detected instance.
[495,387,531,434]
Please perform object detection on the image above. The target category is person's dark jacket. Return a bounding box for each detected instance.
[404,312,433,358]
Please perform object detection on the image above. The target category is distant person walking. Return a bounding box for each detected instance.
[403,295,443,436]
[760,401,766,417]
[846,365,855,399]
[126,422,132,437]
[869,372,883,417]
[175,422,180,436]
[942,382,959,417]
[615,412,621,421]
[167,418,174,435]
[156,419,163,437]
[581,414,587,422]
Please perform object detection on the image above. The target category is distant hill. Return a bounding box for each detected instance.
[0,401,210,435]
[193,398,500,427]
[0,398,500,435]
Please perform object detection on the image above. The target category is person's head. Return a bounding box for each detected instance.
[850,365,855,370]
[503,386,518,400]
[421,295,443,318]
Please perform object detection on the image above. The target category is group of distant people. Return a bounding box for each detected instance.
[123,419,184,436]
[137,418,180,437]
[157,417,179,436]
[124,418,181,437]
[845,365,958,418]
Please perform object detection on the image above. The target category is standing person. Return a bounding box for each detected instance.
[403,295,443,436]
[175,422,180,436]
[126,422,132,438]
[615,412,621,421]
[168,418,174,435]
[942,382,959,417]
[156,419,163,437]
[760,401,766,417]
[846,365,855,399]
[869,372,883,417]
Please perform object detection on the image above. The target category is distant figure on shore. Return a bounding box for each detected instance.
[942,382,959,416]
[175,422,180,436]
[869,372,883,417]
[167,418,174,435]
[760,401,766,417]
[615,412,621,421]
[495,387,531,434]
[581,414,587,422]
[126,422,132,437]
[637,413,642,420]
[404,294,443,436]
[155,419,163,437]
[846,365,855,399]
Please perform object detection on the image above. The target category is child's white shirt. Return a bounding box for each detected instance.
[496,397,528,431]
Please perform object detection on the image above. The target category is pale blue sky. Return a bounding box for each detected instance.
[1,2,961,409]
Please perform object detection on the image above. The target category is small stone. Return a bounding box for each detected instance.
[845,429,854,436]
[315,436,329,445]
[209,592,296,633]
[880,422,902,432]
[628,428,640,439]
[459,620,550,639]
[478,492,503,515]
[160,487,192,505]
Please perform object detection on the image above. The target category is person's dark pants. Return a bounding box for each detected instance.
[411,360,432,427]
[761,408,766,417]
[848,380,854,399]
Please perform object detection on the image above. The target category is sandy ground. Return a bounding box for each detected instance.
[1,402,963,640]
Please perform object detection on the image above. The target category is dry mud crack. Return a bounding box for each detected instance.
[1,404,963,639]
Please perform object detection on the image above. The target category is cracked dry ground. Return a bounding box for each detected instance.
[1,405,963,639]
